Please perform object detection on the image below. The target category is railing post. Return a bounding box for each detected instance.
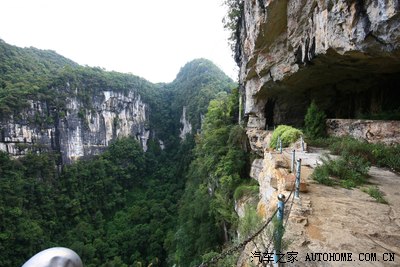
[279,138,282,154]
[295,158,302,199]
[276,136,280,152]
[274,194,285,266]
[301,135,305,152]
[291,150,295,173]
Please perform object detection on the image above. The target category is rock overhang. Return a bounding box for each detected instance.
[239,0,400,128]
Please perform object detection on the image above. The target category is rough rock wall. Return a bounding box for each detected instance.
[179,106,193,140]
[326,118,400,145]
[236,2,400,265]
[0,89,150,164]
[239,0,400,128]
[247,132,309,215]
[0,101,56,156]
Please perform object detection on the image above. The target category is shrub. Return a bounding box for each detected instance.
[304,100,326,139]
[362,186,388,204]
[342,153,370,177]
[309,136,400,172]
[305,136,332,147]
[237,205,262,241]
[270,125,302,149]
[373,144,400,171]
[312,164,335,186]
[329,137,371,160]
[312,154,370,188]
[327,137,400,172]
[202,251,239,267]
[233,184,259,201]
[340,179,357,189]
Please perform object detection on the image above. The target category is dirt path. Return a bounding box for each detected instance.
[284,161,400,266]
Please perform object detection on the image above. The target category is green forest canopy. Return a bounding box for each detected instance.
[0,39,249,266]
[0,88,249,267]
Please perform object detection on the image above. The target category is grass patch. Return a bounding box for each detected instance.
[312,154,370,188]
[237,205,262,240]
[307,136,400,172]
[310,136,400,190]
[312,164,335,186]
[270,125,302,149]
[234,181,259,201]
[306,136,337,148]
[361,186,388,204]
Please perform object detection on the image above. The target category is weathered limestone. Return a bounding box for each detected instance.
[238,0,400,127]
[179,106,193,140]
[327,118,400,145]
[248,132,308,219]
[237,3,400,264]
[249,154,279,218]
[246,128,272,155]
[0,89,150,163]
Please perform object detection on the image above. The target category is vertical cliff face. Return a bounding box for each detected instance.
[238,0,400,128]
[0,42,235,164]
[0,87,149,163]
[59,89,149,163]
[234,2,400,265]
[179,106,193,140]
[0,100,55,156]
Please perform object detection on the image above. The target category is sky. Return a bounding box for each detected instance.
[0,0,238,83]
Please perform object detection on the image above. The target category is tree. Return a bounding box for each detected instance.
[171,88,249,266]
[304,100,327,139]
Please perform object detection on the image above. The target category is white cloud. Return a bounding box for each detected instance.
[0,0,238,83]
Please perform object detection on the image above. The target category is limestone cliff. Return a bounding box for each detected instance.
[179,106,193,140]
[238,0,400,128]
[0,87,149,164]
[0,41,235,164]
[234,1,400,266]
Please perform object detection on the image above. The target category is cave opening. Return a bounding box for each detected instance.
[256,52,400,126]
[264,98,275,129]
[316,72,400,121]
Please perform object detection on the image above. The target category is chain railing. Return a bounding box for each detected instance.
[199,133,304,267]
[198,182,297,267]
[198,149,301,267]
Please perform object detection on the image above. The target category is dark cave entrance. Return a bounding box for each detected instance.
[264,98,275,129]
[317,73,400,121]
[258,51,400,126]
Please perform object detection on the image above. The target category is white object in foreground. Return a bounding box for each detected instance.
[22,247,83,267]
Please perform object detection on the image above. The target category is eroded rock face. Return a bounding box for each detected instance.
[179,106,193,140]
[0,89,150,163]
[327,118,400,145]
[249,155,280,218]
[237,3,400,264]
[238,0,400,128]
[246,128,272,155]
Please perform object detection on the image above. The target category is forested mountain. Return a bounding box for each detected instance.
[0,39,236,163]
[168,59,235,132]
[171,89,251,266]
[0,39,77,115]
[0,40,245,266]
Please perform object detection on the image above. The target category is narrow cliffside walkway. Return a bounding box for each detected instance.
[285,150,400,267]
